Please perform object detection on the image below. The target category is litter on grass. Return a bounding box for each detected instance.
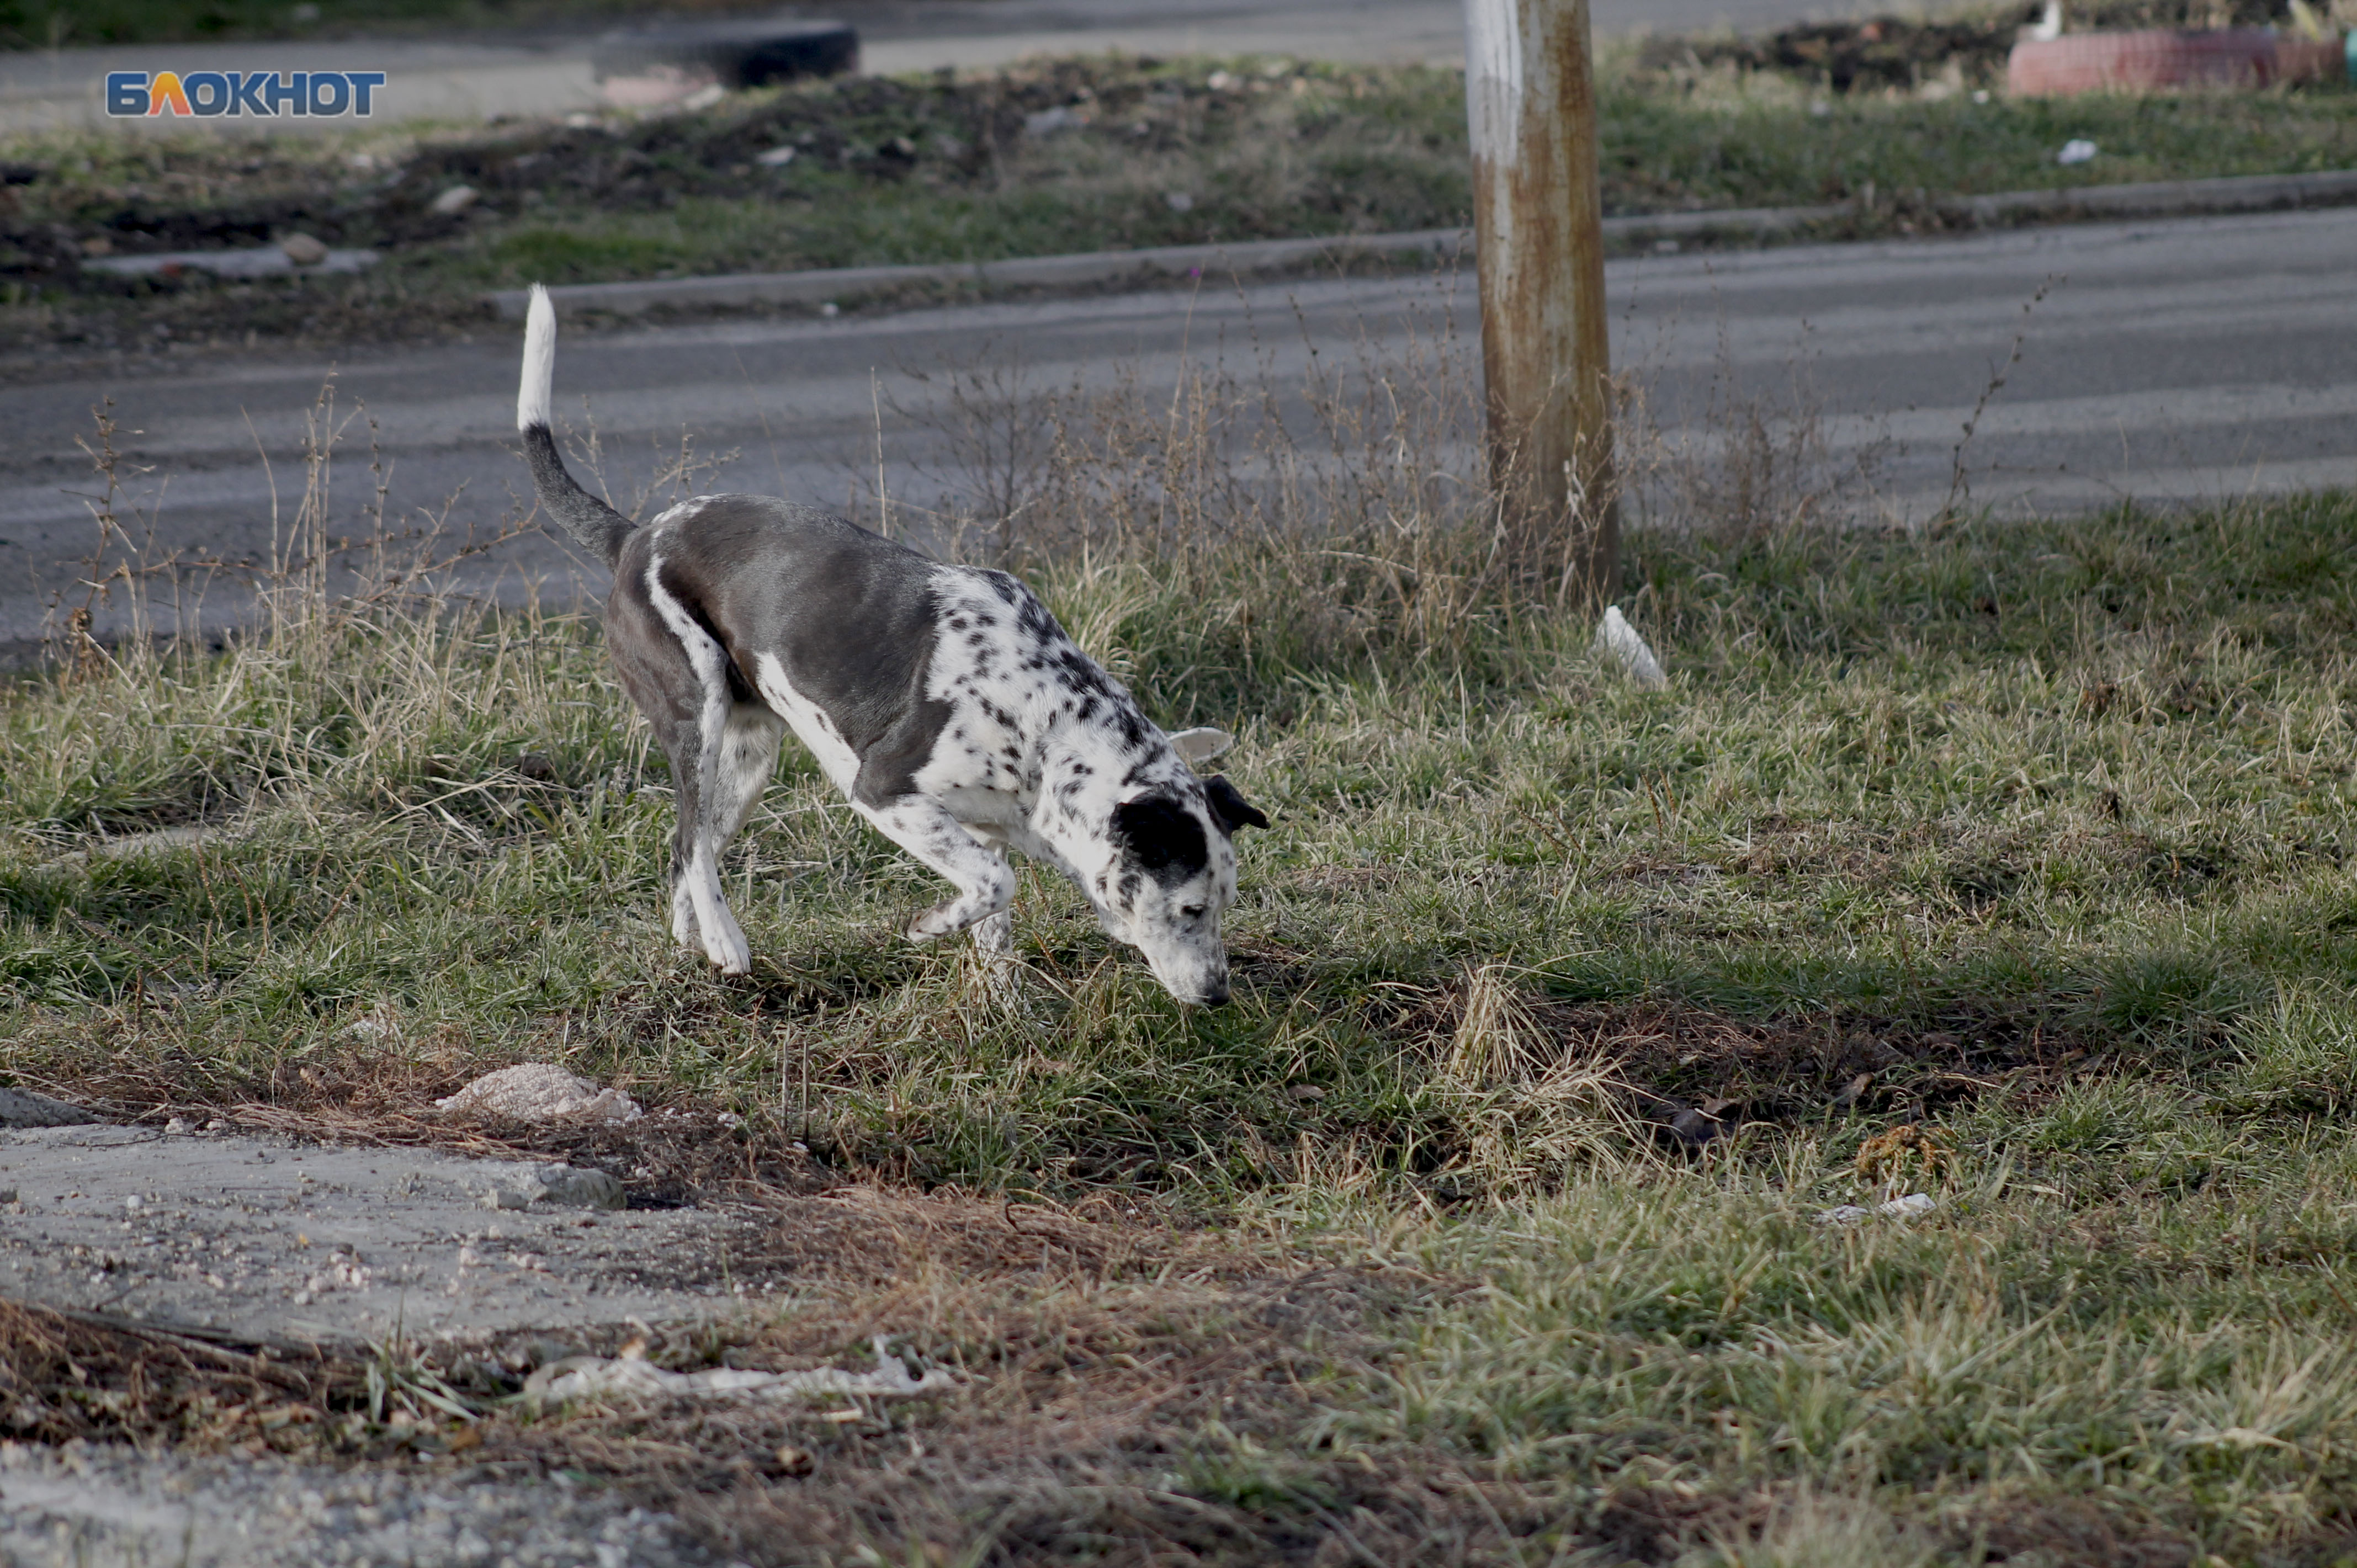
[526,1336,957,1408]
[1595,605,1669,690]
[1818,1193,1937,1224]
[434,1065,644,1125]
[2057,139,2099,166]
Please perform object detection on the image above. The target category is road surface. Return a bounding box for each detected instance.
[3,205,2352,652]
[2,0,1884,133]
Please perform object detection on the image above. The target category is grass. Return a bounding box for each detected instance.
[10,323,2357,1560]
[4,42,2354,355]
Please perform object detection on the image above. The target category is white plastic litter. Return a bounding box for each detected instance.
[1594,605,1669,690]
[1166,726,1233,766]
[527,1336,957,1408]
[1817,1192,1937,1225]
[2057,139,2099,166]
[755,145,798,166]
[434,1064,643,1125]
[429,184,479,215]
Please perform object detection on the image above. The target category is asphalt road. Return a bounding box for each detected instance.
[2,0,1889,133]
[6,205,2354,651]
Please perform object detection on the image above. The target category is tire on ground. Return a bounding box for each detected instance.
[593,20,858,107]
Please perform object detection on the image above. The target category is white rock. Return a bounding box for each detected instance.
[2056,139,2098,166]
[1023,106,1081,137]
[429,185,479,215]
[755,145,798,167]
[276,232,329,266]
[434,1064,642,1124]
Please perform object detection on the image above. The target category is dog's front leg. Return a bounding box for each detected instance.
[858,796,1016,942]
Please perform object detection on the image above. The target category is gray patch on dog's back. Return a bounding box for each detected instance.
[1110,793,1209,888]
[630,496,949,803]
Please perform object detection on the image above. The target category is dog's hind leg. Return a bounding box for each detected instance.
[623,571,760,975]
[714,703,784,849]
[856,796,1016,942]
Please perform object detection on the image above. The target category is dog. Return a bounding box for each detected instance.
[514,286,1268,1005]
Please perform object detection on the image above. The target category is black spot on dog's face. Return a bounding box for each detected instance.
[1110,791,1209,889]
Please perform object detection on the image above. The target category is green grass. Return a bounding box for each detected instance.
[11,345,2357,1556]
[6,50,2354,353]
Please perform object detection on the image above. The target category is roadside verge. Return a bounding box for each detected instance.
[489,166,2357,320]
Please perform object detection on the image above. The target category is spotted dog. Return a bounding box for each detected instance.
[513,286,1268,1004]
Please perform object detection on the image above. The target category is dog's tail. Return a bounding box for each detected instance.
[516,284,634,570]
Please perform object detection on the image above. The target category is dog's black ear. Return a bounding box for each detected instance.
[1112,793,1209,883]
[1201,774,1270,835]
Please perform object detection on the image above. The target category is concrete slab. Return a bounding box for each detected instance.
[0,1124,765,1347]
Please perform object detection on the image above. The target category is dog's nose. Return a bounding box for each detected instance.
[1198,982,1230,1007]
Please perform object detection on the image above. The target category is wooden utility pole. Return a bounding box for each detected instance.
[1462,0,1619,603]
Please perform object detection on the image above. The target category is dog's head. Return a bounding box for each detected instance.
[1089,770,1269,1007]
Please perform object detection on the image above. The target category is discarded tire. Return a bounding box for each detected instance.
[593,19,857,107]
[2009,29,2343,95]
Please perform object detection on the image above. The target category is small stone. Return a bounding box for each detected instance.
[429,185,479,216]
[0,1089,100,1128]
[532,1165,626,1210]
[478,1163,625,1211]
[277,232,329,266]
[755,145,797,167]
[1164,190,1194,213]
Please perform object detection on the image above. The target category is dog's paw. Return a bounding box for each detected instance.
[703,913,752,975]
[905,901,968,942]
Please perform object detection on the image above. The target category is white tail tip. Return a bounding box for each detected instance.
[1595,605,1668,690]
[517,283,555,432]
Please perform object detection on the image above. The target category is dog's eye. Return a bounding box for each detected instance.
[1180,905,1206,920]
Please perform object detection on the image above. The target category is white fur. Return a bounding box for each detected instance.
[751,652,861,795]
[641,548,752,974]
[517,284,555,432]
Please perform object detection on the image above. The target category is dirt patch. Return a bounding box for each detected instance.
[1398,985,2089,1155]
[469,1263,1493,1568]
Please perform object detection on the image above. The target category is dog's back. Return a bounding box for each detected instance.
[617,493,954,807]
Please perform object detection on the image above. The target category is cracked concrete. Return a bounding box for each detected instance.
[0,1123,768,1347]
